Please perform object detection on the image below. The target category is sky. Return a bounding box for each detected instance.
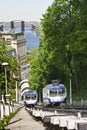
[0,0,54,22]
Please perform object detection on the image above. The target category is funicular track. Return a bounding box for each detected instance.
[25,105,87,130]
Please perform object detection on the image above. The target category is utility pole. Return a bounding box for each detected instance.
[70,78,72,105]
[68,0,78,103]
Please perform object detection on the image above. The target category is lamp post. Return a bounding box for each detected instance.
[13,75,18,103]
[2,62,9,95]
[15,80,18,102]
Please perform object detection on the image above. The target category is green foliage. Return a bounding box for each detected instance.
[0,42,20,98]
[35,27,43,35]
[29,0,87,100]
[0,107,21,130]
[26,48,39,62]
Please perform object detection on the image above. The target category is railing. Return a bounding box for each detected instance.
[67,99,87,106]
[0,101,21,121]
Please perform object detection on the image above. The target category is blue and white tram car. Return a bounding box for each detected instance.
[23,90,38,107]
[42,81,67,106]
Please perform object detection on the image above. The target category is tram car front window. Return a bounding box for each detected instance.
[49,90,57,97]
[58,90,65,96]
[32,95,36,100]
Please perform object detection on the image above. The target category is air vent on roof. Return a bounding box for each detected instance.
[52,80,60,86]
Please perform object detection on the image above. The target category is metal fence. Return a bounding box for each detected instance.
[67,99,87,106]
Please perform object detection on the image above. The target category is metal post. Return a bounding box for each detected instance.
[70,78,72,105]
[8,99,10,115]
[39,92,41,105]
[16,81,18,102]
[5,67,7,95]
[2,95,5,116]
[2,62,9,95]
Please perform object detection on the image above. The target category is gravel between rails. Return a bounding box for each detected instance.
[5,107,47,130]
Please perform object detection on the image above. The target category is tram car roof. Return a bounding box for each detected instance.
[44,84,66,90]
[24,91,37,97]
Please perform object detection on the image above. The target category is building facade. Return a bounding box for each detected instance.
[1,32,26,63]
[0,31,29,80]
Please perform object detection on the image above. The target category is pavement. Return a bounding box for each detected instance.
[5,107,47,130]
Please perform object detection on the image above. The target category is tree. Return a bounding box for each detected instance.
[29,0,87,99]
[0,42,20,96]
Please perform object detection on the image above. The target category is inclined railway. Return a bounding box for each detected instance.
[25,105,87,130]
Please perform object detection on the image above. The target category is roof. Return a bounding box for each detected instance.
[45,84,66,90]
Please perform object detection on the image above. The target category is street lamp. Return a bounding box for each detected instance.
[2,62,9,95]
[14,77,18,103]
